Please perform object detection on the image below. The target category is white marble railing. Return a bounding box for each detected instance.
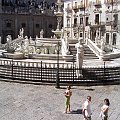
[86,38,103,59]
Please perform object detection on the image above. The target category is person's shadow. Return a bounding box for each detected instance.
[70,109,82,114]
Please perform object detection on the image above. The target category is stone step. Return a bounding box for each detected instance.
[69,44,98,59]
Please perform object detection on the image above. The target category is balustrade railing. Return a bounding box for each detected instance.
[86,38,103,58]
[2,6,54,16]
[0,59,120,85]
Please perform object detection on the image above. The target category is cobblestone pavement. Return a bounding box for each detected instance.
[0,81,120,120]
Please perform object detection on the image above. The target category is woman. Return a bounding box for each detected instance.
[100,98,110,120]
[64,85,72,113]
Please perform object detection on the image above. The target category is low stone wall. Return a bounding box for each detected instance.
[102,52,120,61]
[29,53,73,62]
[3,52,24,59]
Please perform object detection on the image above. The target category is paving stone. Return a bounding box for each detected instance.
[0,81,119,120]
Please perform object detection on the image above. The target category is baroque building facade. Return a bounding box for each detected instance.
[0,0,57,43]
[63,0,120,52]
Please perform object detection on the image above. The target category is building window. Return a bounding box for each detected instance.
[86,17,89,26]
[106,18,108,21]
[112,33,116,45]
[74,33,77,38]
[67,19,70,27]
[21,23,26,28]
[75,2,77,7]
[95,14,99,24]
[67,3,70,8]
[36,24,39,28]
[80,17,83,24]
[113,14,118,27]
[80,33,83,37]
[74,18,77,27]
[49,24,53,28]
[6,23,11,28]
[106,33,109,44]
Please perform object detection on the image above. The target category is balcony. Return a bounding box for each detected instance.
[73,14,78,18]
[73,5,79,12]
[105,0,115,5]
[105,9,118,14]
[66,14,71,18]
[65,7,72,14]
[78,4,85,11]
[94,1,102,8]
[2,6,55,16]
[72,24,78,28]
[66,24,70,28]
[94,9,102,13]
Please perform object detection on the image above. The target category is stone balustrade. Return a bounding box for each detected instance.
[86,38,103,58]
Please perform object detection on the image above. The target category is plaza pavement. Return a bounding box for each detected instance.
[0,81,120,120]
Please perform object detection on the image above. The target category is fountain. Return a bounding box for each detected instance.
[52,0,63,38]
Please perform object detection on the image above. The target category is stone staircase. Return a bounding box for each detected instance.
[69,42,99,60]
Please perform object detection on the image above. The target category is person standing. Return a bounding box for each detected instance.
[82,96,92,120]
[64,85,72,113]
[100,98,110,120]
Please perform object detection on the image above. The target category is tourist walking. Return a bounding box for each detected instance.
[82,96,92,120]
[99,98,110,120]
[64,85,72,113]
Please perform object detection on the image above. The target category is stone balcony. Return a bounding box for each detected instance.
[78,5,85,11]
[2,6,54,16]
[94,2,102,8]
[65,7,72,14]
[72,5,79,12]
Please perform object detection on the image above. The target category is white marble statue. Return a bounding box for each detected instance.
[19,28,24,38]
[40,29,44,38]
[95,30,99,45]
[101,36,105,51]
[75,39,84,77]
[6,35,12,47]
[53,35,56,39]
[36,35,38,39]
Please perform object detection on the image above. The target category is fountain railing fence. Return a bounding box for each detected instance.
[0,59,120,86]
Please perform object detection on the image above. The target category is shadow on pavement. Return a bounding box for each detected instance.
[85,88,95,91]
[70,109,82,114]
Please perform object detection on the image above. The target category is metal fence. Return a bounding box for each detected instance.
[0,59,120,86]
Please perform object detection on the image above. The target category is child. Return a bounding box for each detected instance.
[64,85,72,113]
[100,98,110,120]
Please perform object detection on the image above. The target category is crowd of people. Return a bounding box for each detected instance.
[64,86,110,120]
